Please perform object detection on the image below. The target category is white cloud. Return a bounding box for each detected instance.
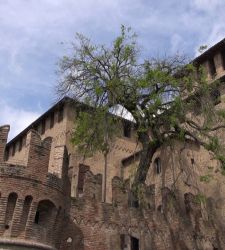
[191,0,224,12]
[1,0,225,135]
[0,101,40,141]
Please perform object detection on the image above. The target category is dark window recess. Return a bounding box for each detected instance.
[41,120,46,135]
[33,125,38,132]
[131,236,139,250]
[222,50,225,70]
[58,107,64,122]
[18,138,23,151]
[5,192,18,228]
[154,158,161,174]
[128,191,139,208]
[50,112,54,128]
[20,196,33,231]
[191,158,195,165]
[77,164,90,194]
[208,58,216,78]
[34,211,40,224]
[123,121,131,138]
[12,144,16,156]
[22,136,26,147]
[120,235,126,250]
[210,89,221,105]
[34,200,56,226]
[5,149,9,161]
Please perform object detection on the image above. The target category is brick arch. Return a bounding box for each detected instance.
[5,192,18,230]
[33,199,58,245]
[19,195,33,234]
[34,199,57,226]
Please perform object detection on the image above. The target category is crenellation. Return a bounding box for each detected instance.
[0,125,10,163]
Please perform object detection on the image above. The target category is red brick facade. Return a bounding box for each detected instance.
[1,124,224,250]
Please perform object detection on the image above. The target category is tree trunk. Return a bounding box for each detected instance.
[133,132,160,187]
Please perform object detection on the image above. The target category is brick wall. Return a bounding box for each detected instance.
[0,126,70,249]
[0,125,10,163]
[66,170,225,250]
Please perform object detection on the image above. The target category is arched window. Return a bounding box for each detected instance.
[5,192,18,229]
[154,158,161,175]
[34,200,56,226]
[20,196,33,233]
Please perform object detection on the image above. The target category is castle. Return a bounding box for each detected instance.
[0,39,225,250]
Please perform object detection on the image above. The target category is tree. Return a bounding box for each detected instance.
[57,26,225,188]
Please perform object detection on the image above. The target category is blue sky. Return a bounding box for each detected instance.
[1,0,225,139]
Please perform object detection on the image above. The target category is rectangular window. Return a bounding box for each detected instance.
[58,106,64,123]
[208,58,216,78]
[77,164,90,194]
[41,120,45,135]
[50,112,54,128]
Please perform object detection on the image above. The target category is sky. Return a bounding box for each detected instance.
[1,0,225,140]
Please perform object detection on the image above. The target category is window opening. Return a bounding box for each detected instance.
[41,120,46,135]
[131,236,139,250]
[5,192,18,229]
[34,199,56,226]
[5,149,9,161]
[58,106,64,122]
[120,234,125,249]
[18,138,23,151]
[208,58,216,78]
[50,112,55,128]
[12,144,16,156]
[77,164,90,194]
[222,50,225,70]
[20,196,32,232]
[154,158,161,174]
[123,121,131,138]
[50,112,54,128]
[34,211,40,224]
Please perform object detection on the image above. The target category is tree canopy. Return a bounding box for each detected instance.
[57,26,225,187]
